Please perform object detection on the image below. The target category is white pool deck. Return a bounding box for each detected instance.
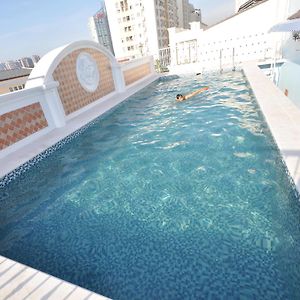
[0,256,109,300]
[1,63,300,299]
[243,61,300,192]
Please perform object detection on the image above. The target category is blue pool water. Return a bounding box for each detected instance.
[1,72,300,299]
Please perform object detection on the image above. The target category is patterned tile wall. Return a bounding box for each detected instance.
[0,103,48,150]
[123,63,151,86]
[53,48,115,115]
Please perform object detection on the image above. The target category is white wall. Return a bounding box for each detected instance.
[282,38,300,64]
[278,61,300,107]
[168,0,291,73]
[281,0,300,64]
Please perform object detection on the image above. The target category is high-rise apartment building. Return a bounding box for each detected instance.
[175,1,202,29]
[88,1,114,54]
[104,0,179,60]
[177,0,187,29]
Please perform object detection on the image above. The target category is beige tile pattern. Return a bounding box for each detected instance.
[53,48,115,115]
[123,63,151,86]
[0,103,48,150]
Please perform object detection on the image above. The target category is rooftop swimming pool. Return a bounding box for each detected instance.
[1,72,300,299]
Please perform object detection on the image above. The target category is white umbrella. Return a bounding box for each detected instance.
[269,18,300,33]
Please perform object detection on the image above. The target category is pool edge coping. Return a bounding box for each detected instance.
[242,60,300,195]
[0,255,110,299]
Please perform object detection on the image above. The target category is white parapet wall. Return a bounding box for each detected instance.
[0,40,157,163]
[167,0,293,74]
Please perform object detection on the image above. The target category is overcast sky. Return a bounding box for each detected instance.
[0,0,235,61]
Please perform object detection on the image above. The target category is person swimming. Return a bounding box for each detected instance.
[176,86,209,102]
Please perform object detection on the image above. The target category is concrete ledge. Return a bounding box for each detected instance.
[0,255,109,300]
[243,61,300,193]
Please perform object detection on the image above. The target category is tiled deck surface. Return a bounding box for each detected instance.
[0,255,109,299]
[243,61,300,193]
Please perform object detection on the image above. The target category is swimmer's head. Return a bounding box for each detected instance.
[176,94,184,101]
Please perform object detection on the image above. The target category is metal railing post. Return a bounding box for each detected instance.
[232,47,236,71]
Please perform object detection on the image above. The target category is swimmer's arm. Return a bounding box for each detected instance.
[184,86,209,100]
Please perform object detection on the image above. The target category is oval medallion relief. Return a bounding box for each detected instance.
[76,52,100,92]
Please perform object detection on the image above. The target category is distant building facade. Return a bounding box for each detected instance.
[0,69,31,95]
[176,0,202,29]
[0,62,6,71]
[32,55,41,64]
[104,0,179,60]
[19,57,34,68]
[0,55,39,73]
[176,0,189,29]
[168,0,290,73]
[189,5,201,23]
[5,60,21,70]
[88,1,114,54]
